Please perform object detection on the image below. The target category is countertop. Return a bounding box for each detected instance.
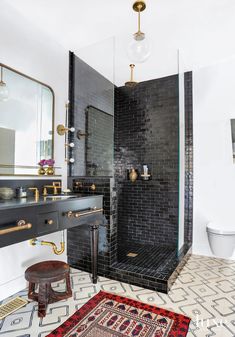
[0,194,103,210]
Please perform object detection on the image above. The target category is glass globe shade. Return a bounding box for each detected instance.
[0,82,9,101]
[127,35,151,63]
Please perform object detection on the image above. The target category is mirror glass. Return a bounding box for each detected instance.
[0,64,54,175]
[86,105,114,176]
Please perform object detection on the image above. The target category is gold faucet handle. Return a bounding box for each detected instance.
[53,182,61,187]
[53,182,61,194]
[42,187,47,196]
[28,187,39,199]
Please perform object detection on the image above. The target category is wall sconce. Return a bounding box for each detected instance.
[0,66,9,102]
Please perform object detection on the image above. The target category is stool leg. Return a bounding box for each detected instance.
[28,282,37,301]
[38,283,49,318]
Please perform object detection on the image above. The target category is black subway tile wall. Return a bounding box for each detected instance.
[115,76,179,248]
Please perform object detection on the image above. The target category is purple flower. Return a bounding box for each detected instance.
[38,159,47,166]
[46,159,55,167]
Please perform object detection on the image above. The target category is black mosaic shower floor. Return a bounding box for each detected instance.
[115,242,177,274]
[110,242,191,293]
[117,242,177,271]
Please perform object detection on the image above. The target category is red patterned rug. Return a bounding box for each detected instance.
[47,291,190,337]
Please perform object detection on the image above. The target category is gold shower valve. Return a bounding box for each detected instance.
[57,124,75,136]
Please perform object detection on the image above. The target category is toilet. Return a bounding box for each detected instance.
[206,222,235,258]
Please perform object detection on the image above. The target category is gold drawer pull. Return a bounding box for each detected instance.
[75,208,103,218]
[47,219,54,225]
[65,208,103,218]
[0,220,32,235]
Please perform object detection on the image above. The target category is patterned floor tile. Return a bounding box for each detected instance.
[0,255,234,336]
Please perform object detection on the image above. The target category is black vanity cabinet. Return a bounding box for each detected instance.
[0,195,103,248]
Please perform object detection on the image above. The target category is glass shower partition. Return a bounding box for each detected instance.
[178,50,193,257]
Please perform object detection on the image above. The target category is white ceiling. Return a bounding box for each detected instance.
[5,0,235,86]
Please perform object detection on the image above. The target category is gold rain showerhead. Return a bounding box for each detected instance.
[125,64,138,88]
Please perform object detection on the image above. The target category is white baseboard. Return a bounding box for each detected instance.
[0,275,27,301]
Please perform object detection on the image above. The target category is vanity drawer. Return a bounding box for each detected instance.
[61,211,104,230]
[58,196,103,230]
[37,211,59,235]
[0,207,37,248]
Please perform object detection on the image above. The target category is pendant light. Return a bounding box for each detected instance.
[0,66,9,102]
[127,1,151,63]
[125,64,138,87]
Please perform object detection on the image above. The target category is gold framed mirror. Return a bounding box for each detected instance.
[0,63,55,176]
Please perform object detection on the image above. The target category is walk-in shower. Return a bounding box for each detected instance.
[67,38,193,293]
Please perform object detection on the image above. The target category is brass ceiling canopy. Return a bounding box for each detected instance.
[132,1,147,41]
[133,1,146,12]
[125,64,138,88]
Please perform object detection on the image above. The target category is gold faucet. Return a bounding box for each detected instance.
[43,182,61,196]
[28,187,39,200]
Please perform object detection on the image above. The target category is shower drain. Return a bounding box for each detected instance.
[127,252,138,257]
[0,297,28,320]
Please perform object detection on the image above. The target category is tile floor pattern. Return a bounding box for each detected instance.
[0,255,235,337]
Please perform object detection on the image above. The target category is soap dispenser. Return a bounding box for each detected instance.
[129,168,138,182]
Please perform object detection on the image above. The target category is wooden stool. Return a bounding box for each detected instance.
[25,260,72,317]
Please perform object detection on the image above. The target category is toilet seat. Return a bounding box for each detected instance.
[206,222,235,236]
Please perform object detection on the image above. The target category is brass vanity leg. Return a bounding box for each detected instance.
[90,223,99,284]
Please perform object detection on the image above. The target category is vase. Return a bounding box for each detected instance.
[38,166,46,175]
[46,166,55,175]
[129,168,138,182]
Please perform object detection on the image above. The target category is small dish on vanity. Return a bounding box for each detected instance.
[0,187,14,200]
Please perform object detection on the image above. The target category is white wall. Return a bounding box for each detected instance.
[0,1,68,300]
[193,58,235,260]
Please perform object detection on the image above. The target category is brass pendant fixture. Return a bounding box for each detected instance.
[127,1,151,63]
[125,64,138,88]
[133,1,146,41]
